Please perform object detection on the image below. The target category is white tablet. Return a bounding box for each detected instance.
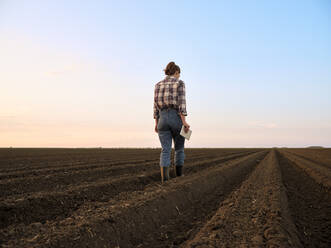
[180,125,192,140]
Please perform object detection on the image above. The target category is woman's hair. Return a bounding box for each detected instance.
[164,61,181,76]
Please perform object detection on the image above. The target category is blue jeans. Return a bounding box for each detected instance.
[157,108,185,167]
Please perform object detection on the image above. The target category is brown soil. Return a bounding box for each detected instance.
[282,148,331,169]
[182,150,302,248]
[0,151,255,230]
[277,151,331,248]
[279,150,331,188]
[0,148,330,248]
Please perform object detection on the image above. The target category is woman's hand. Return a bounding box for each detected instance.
[155,124,158,133]
[179,113,190,133]
[183,121,190,133]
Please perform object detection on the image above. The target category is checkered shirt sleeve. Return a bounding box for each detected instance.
[177,81,187,116]
[153,86,160,119]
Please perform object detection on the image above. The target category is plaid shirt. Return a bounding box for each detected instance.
[153,75,187,119]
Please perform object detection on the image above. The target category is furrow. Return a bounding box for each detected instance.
[0,149,164,171]
[279,150,331,188]
[0,151,259,229]
[0,157,158,176]
[0,151,242,178]
[282,149,331,169]
[0,152,254,198]
[0,150,268,248]
[282,148,331,169]
[277,150,331,248]
[183,149,302,248]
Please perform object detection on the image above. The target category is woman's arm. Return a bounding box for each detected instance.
[154,85,160,133]
[178,82,190,132]
[180,113,190,132]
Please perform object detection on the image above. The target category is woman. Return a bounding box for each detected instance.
[153,61,190,183]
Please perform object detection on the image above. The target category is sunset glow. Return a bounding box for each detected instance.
[1,0,330,147]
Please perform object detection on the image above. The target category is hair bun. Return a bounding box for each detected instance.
[164,61,181,76]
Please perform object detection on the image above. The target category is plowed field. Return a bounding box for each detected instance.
[0,148,330,247]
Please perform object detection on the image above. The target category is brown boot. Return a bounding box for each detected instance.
[160,166,170,183]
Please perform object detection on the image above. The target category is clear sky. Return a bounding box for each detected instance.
[1,0,330,148]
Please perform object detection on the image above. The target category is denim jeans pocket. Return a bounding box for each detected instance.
[174,114,183,133]
[157,116,165,131]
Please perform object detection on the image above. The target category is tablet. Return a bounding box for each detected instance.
[180,125,192,140]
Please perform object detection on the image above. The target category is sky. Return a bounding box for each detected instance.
[1,0,330,148]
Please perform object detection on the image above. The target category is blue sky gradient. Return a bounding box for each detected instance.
[1,0,330,147]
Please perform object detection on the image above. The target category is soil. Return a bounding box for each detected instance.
[182,150,302,248]
[277,151,331,248]
[283,148,331,169]
[0,148,330,248]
